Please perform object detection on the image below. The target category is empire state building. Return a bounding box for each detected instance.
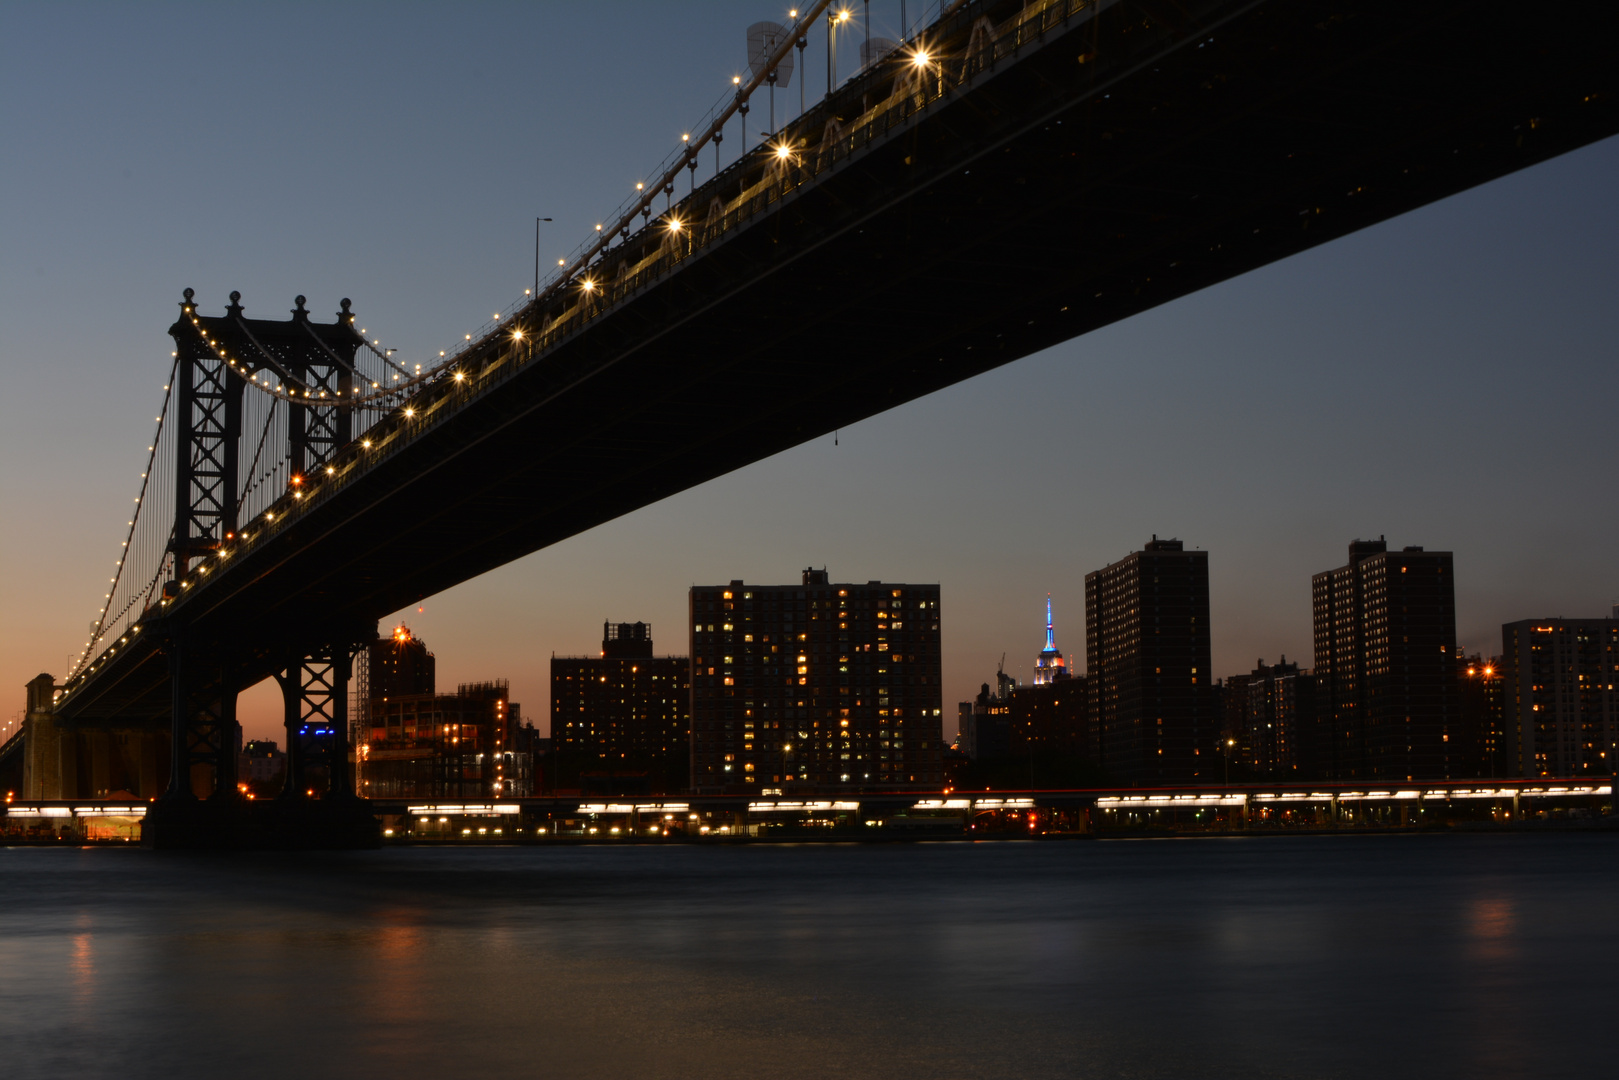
[1033,596,1069,685]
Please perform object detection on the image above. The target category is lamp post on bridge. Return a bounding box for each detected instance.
[534,217,553,300]
[827,7,852,93]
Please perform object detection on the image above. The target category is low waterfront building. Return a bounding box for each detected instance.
[239,739,285,797]
[359,626,536,799]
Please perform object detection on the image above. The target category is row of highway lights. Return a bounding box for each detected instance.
[1095,786,1614,808]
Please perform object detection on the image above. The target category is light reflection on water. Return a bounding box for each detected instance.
[0,834,1613,1080]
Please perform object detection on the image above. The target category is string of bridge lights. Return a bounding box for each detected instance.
[534,0,839,311]
[67,354,180,681]
[181,306,425,410]
[67,2,953,692]
[168,0,916,418]
[527,0,942,312]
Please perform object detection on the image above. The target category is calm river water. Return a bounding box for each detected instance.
[1,834,1614,1079]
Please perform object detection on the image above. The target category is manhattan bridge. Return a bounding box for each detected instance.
[3,0,1614,845]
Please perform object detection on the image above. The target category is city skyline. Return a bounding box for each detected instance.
[3,7,1617,1074]
[2,3,1616,749]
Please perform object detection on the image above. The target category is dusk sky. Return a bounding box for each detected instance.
[3,2,1616,745]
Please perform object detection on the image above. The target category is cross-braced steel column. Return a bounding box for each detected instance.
[163,626,239,801]
[285,296,355,481]
[169,289,244,578]
[276,638,365,801]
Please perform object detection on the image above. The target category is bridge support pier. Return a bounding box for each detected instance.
[144,627,378,849]
[275,640,363,803]
[161,630,239,802]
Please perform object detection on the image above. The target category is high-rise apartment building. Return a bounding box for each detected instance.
[1311,538,1461,780]
[689,569,943,794]
[550,622,690,793]
[1085,537,1214,783]
[1501,618,1618,778]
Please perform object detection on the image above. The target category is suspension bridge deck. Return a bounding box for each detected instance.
[51,0,1619,728]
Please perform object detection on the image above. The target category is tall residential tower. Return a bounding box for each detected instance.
[1312,538,1460,780]
[1084,537,1213,783]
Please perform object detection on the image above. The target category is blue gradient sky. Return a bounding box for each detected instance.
[3,3,1616,744]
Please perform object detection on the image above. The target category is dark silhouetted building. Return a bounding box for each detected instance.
[1085,537,1214,783]
[1501,618,1618,778]
[958,674,1014,760]
[1011,676,1093,760]
[1224,656,1316,778]
[690,569,943,793]
[550,622,690,794]
[239,739,285,797]
[1312,538,1461,780]
[368,624,436,698]
[1217,672,1253,771]
[1458,653,1507,778]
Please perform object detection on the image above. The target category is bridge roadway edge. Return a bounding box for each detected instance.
[49,1,1619,795]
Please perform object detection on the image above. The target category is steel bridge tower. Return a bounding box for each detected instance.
[151,289,379,846]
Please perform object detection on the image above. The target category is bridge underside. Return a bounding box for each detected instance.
[58,0,1619,725]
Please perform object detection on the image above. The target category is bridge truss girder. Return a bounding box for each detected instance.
[165,626,239,800]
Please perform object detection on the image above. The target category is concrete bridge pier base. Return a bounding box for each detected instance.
[144,798,381,850]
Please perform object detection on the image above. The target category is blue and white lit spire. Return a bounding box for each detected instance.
[1034,594,1068,685]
